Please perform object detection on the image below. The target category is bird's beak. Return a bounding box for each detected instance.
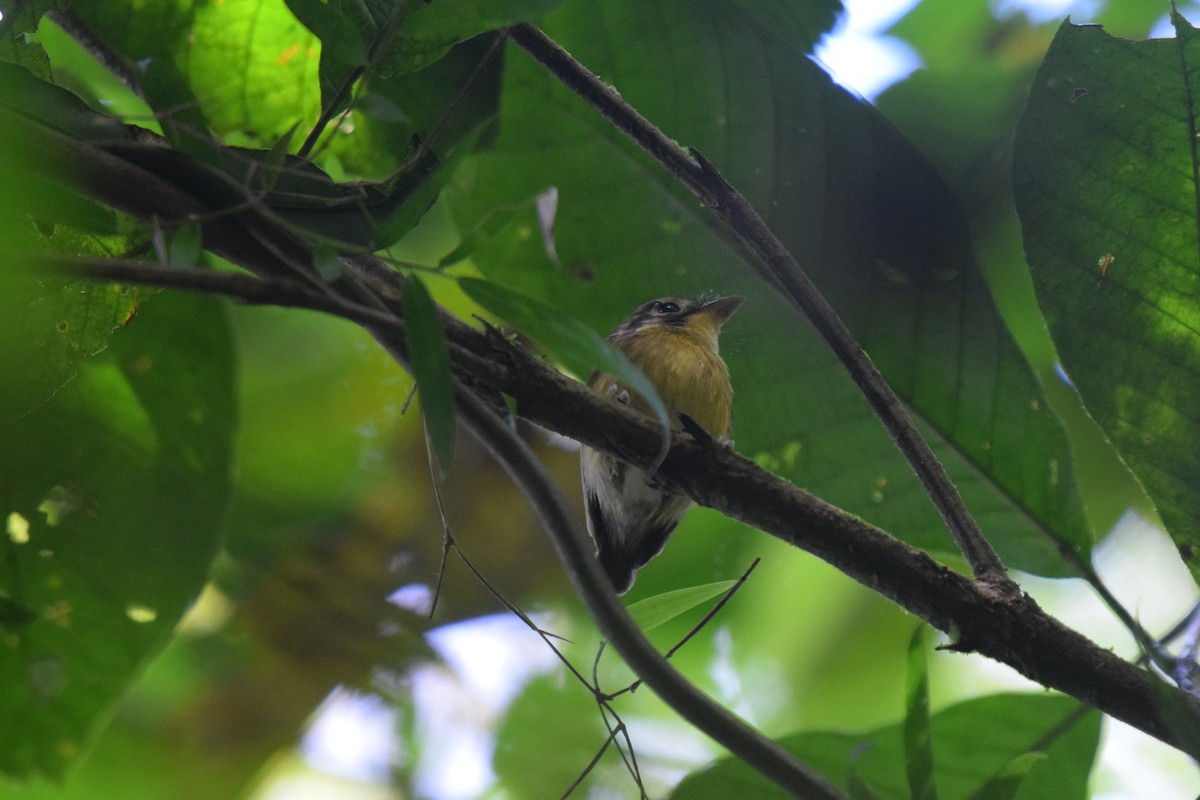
[697,295,744,326]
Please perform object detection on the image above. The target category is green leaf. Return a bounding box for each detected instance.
[403,274,456,473]
[0,290,236,779]
[494,671,610,797]
[76,0,322,145]
[1012,16,1200,579]
[383,0,565,75]
[972,752,1046,800]
[457,276,672,455]
[165,220,203,267]
[904,627,936,800]
[671,694,1099,800]
[284,0,368,67]
[139,56,218,162]
[624,581,736,632]
[448,0,1093,577]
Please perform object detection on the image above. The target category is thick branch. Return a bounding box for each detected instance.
[53,255,1200,760]
[20,82,1200,759]
[507,23,1010,585]
[455,386,846,799]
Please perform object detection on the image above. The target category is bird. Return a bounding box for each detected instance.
[581,295,743,594]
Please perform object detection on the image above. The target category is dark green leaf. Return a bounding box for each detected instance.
[285,0,368,67]
[139,56,218,162]
[382,0,565,75]
[403,274,456,473]
[0,290,236,779]
[1013,16,1200,579]
[671,694,1099,800]
[849,765,884,800]
[905,627,936,800]
[972,753,1046,800]
[448,0,1093,576]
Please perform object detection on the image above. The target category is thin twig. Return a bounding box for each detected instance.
[506,22,1010,586]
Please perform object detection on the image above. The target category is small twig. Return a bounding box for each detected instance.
[506,22,1010,586]
[423,424,454,620]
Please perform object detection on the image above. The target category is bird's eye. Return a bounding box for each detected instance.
[653,301,680,314]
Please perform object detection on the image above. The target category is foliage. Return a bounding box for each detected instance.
[0,0,1197,797]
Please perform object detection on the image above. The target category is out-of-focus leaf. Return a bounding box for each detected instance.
[671,694,1099,800]
[403,274,456,472]
[437,190,547,269]
[494,671,610,796]
[285,0,368,67]
[1012,16,1200,580]
[448,0,1093,576]
[0,290,236,779]
[139,56,218,162]
[293,0,560,116]
[165,220,203,267]
[974,752,1046,800]
[457,276,671,451]
[0,86,143,424]
[905,627,936,800]
[624,581,736,632]
[382,0,564,76]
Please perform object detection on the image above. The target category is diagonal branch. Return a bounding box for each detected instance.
[48,250,1200,761]
[21,78,1200,760]
[506,22,1010,587]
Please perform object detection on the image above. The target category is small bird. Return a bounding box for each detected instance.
[581,295,743,594]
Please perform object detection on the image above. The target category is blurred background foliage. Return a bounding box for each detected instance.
[1,0,1198,797]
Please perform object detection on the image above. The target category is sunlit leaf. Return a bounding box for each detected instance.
[624,581,736,632]
[76,0,322,145]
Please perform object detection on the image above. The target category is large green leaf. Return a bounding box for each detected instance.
[76,0,321,145]
[447,0,1091,576]
[670,694,1099,800]
[0,289,236,779]
[1012,16,1200,579]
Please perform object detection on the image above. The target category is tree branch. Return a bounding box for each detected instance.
[454,384,847,799]
[506,23,1011,586]
[48,251,1200,760]
[20,83,1200,761]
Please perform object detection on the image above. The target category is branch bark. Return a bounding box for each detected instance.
[51,252,1200,761]
[16,63,1200,763]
